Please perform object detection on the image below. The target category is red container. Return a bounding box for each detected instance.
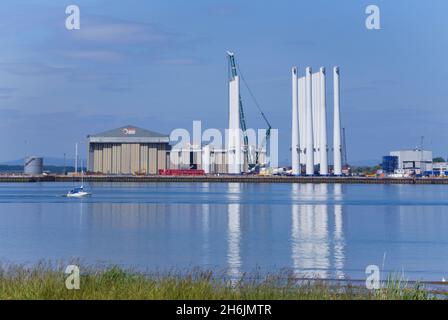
[158,169,205,176]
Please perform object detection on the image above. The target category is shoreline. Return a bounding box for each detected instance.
[0,264,443,300]
[1,175,448,184]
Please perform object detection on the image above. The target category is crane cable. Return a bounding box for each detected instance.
[234,62,272,128]
[235,61,272,164]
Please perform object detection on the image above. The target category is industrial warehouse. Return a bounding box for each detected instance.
[87,126,170,175]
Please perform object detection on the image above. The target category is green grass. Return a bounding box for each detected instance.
[0,263,444,300]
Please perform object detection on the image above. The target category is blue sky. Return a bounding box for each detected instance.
[0,0,447,165]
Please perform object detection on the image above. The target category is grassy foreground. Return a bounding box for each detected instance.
[0,264,443,300]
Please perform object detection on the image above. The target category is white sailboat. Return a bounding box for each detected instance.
[67,160,92,198]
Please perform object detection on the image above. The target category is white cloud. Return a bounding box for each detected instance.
[63,50,124,62]
[155,58,202,66]
[0,63,74,76]
[73,21,172,44]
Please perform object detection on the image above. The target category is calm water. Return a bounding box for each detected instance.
[0,182,447,281]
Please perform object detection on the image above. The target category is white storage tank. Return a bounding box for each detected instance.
[24,157,43,175]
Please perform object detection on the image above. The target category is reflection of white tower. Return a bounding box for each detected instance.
[291,184,330,278]
[333,184,345,278]
[291,67,300,175]
[311,184,329,278]
[291,184,300,276]
[227,183,241,280]
[201,183,211,265]
[228,75,242,174]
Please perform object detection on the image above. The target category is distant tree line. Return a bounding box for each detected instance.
[0,165,77,174]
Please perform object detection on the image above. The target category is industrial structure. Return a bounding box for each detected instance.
[202,147,228,174]
[24,156,43,175]
[227,51,270,173]
[432,162,448,175]
[169,140,229,172]
[86,56,345,177]
[87,125,170,175]
[381,149,437,177]
[382,156,399,174]
[389,149,433,172]
[227,52,243,174]
[200,52,270,174]
[291,66,342,175]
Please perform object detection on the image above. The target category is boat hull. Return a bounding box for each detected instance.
[66,192,91,198]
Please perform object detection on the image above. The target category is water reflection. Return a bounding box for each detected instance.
[291,184,301,276]
[333,184,345,279]
[3,182,448,281]
[291,184,345,279]
[201,183,210,266]
[227,183,242,279]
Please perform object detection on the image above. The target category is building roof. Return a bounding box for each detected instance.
[88,125,170,144]
[390,149,431,153]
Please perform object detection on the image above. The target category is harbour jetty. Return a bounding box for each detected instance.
[1,175,448,184]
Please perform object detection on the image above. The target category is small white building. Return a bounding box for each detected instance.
[432,162,448,172]
[390,149,433,172]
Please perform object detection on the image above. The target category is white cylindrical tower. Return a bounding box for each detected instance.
[305,67,314,175]
[319,67,328,175]
[24,157,44,175]
[298,77,307,166]
[291,67,300,175]
[202,144,211,174]
[228,75,241,174]
[312,72,320,166]
[333,66,342,176]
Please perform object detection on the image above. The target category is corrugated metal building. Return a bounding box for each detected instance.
[169,145,203,170]
[87,125,170,175]
[390,149,433,172]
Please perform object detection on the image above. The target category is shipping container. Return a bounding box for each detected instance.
[158,169,205,176]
